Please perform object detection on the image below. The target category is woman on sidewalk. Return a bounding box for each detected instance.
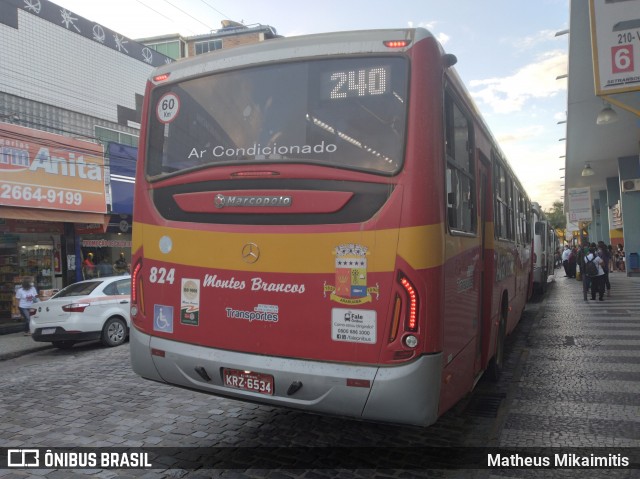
[15,278,38,336]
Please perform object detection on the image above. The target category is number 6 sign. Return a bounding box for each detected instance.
[612,44,634,74]
[156,92,180,124]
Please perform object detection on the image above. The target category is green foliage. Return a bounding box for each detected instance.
[545,201,566,231]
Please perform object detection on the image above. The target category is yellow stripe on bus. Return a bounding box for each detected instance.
[133,222,449,273]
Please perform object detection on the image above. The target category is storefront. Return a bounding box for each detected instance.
[0,124,110,325]
[0,221,66,320]
[72,143,137,282]
[76,216,132,281]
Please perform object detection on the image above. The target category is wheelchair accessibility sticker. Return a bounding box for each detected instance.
[154,305,174,333]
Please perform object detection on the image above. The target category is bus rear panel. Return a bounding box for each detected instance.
[130,29,527,426]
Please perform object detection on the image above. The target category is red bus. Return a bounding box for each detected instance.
[130,28,533,427]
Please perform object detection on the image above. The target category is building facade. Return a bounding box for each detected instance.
[140,21,279,60]
[0,0,279,326]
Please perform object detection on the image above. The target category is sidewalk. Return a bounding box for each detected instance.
[0,331,53,361]
[495,268,640,449]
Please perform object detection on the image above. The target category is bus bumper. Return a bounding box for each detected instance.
[130,326,443,427]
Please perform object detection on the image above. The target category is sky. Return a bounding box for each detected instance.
[51,0,569,210]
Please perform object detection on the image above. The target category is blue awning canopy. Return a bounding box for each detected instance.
[108,142,137,215]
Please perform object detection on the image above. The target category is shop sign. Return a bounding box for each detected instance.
[567,187,593,222]
[81,239,132,248]
[0,123,107,214]
[76,223,107,235]
[590,0,640,95]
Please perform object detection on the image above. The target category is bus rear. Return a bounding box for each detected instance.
[130,29,447,426]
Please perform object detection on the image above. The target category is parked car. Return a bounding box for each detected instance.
[31,276,131,349]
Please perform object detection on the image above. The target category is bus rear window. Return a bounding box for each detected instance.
[146,57,408,177]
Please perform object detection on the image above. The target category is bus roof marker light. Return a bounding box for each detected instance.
[159,236,173,254]
[384,40,411,48]
[231,171,280,178]
[153,73,171,83]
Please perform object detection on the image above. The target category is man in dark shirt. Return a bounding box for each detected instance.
[113,252,128,275]
[577,241,590,301]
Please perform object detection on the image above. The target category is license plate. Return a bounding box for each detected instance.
[223,368,274,395]
[42,328,56,335]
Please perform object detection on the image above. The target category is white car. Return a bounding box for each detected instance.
[31,276,131,349]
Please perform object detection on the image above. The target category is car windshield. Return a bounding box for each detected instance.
[52,281,102,298]
[146,56,408,177]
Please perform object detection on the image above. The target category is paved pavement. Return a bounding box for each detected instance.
[0,268,638,477]
[494,269,640,449]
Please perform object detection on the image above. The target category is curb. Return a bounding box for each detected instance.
[0,344,54,361]
[0,323,27,336]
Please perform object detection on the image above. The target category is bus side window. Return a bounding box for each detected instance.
[445,91,475,234]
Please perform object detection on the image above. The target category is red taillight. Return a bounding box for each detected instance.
[400,276,418,331]
[131,260,142,304]
[153,73,170,82]
[384,40,411,48]
[62,303,89,313]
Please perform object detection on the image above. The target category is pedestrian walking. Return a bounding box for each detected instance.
[584,243,605,301]
[607,244,614,272]
[598,241,611,296]
[561,245,571,277]
[568,246,577,278]
[577,241,591,300]
[15,278,38,335]
[616,243,625,272]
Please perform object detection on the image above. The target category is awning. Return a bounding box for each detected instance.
[0,206,110,232]
[107,142,137,215]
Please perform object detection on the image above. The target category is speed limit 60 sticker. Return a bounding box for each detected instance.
[157,92,180,124]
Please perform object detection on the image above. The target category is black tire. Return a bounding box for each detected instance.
[52,341,75,349]
[101,317,128,347]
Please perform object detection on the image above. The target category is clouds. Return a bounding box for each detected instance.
[469,50,568,114]
[510,29,561,50]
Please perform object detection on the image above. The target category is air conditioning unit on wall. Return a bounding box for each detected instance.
[621,178,640,192]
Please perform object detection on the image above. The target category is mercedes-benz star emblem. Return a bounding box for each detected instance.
[242,243,260,264]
